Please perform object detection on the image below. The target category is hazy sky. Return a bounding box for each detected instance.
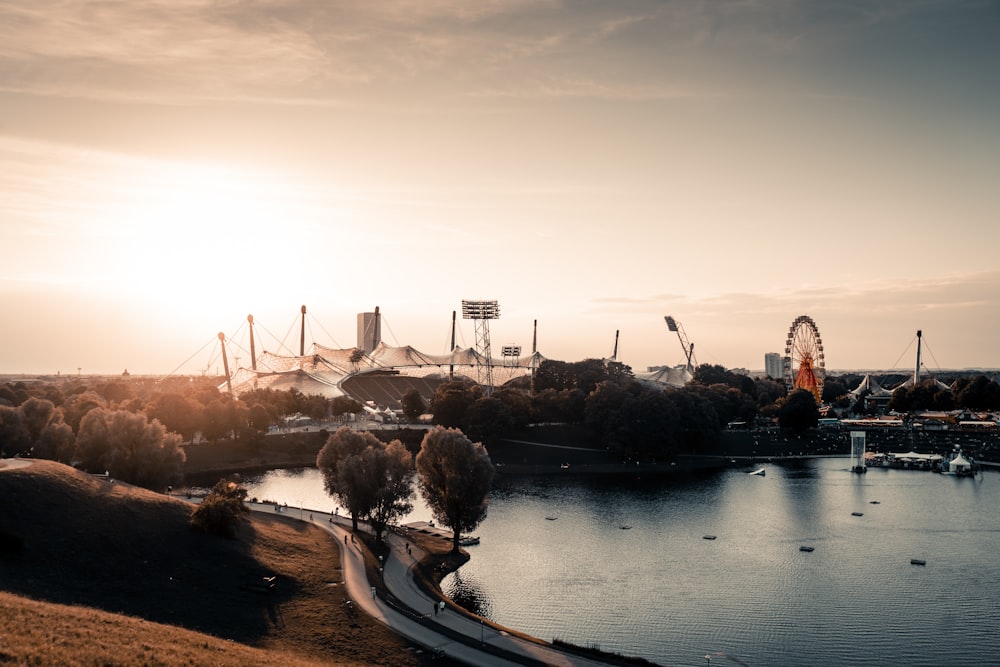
[2,1,999,376]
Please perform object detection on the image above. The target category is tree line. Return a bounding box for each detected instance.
[3,362,998,492]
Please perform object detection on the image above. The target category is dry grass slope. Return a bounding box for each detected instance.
[0,460,426,666]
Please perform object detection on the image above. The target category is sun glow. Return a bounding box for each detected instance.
[108,161,323,311]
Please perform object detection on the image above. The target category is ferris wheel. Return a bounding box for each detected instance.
[783,315,825,403]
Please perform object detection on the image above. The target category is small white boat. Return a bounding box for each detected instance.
[748,468,766,476]
[459,536,480,546]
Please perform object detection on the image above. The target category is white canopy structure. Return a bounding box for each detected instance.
[636,365,693,388]
[224,341,544,400]
[849,374,893,399]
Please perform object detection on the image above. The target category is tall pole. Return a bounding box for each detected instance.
[449,310,456,381]
[247,314,257,371]
[914,329,922,386]
[300,305,307,356]
[531,319,538,396]
[219,332,232,394]
[374,305,381,347]
[612,330,619,361]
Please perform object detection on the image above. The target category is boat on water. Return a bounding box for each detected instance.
[748,468,766,476]
[459,536,480,546]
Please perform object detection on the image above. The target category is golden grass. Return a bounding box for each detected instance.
[0,460,429,666]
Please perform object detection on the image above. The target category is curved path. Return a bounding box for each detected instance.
[248,503,619,666]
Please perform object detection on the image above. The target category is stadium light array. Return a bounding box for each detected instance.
[462,300,500,320]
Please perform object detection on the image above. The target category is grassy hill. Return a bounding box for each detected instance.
[0,459,426,666]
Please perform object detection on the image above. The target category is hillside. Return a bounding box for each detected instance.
[0,459,426,666]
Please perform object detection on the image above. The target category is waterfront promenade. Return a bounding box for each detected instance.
[248,502,624,667]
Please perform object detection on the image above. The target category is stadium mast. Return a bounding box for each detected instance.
[299,305,307,356]
[247,314,257,371]
[218,332,232,394]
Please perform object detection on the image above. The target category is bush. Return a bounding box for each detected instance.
[190,479,249,537]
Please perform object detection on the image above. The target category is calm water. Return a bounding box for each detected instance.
[238,460,1000,667]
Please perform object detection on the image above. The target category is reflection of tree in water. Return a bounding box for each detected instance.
[443,570,493,619]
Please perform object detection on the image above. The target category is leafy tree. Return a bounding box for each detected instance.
[585,382,681,460]
[493,388,534,430]
[316,427,379,531]
[355,440,415,545]
[202,397,247,442]
[416,427,494,554]
[94,381,134,405]
[670,387,721,448]
[778,389,820,433]
[247,403,271,434]
[401,388,426,423]
[147,393,203,442]
[74,408,185,490]
[953,375,1000,411]
[300,394,330,421]
[430,381,481,429]
[18,398,74,462]
[889,379,954,413]
[534,358,632,394]
[62,391,106,433]
[0,406,30,457]
[822,378,849,404]
[190,478,250,537]
[330,395,364,418]
[464,397,512,444]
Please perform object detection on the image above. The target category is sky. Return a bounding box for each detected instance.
[2,0,999,377]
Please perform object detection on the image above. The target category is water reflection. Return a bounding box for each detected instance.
[232,459,1000,667]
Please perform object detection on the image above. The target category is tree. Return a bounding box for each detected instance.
[464,397,512,444]
[74,408,185,490]
[493,388,534,430]
[148,393,204,442]
[430,381,481,429]
[357,440,415,545]
[62,391,106,433]
[953,375,1000,411]
[330,395,364,419]
[401,388,426,423]
[316,427,379,531]
[190,478,250,537]
[778,389,820,433]
[0,406,30,457]
[416,427,494,554]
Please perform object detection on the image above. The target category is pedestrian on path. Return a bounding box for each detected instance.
[433,603,437,616]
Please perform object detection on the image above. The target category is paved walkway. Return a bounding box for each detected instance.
[248,503,620,666]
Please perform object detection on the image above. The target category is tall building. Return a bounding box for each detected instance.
[764,352,783,380]
[357,309,381,353]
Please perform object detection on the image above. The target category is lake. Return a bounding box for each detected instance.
[238,459,1000,667]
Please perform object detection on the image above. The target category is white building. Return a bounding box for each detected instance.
[764,352,783,380]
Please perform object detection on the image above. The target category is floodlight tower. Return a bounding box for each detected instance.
[501,344,522,384]
[462,299,500,394]
[665,315,698,374]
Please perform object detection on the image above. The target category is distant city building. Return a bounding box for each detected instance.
[357,311,381,352]
[765,352,783,380]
